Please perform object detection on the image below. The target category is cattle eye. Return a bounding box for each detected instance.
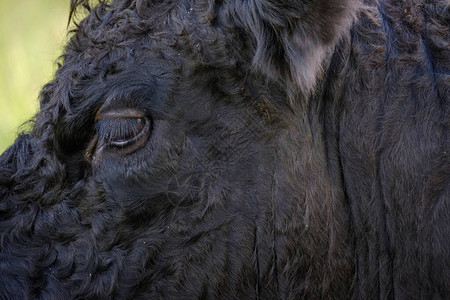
[86,109,151,160]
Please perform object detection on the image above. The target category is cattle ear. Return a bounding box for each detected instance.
[233,0,356,94]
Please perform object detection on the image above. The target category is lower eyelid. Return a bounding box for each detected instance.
[107,118,151,153]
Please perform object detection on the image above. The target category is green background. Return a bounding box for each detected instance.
[0,0,69,153]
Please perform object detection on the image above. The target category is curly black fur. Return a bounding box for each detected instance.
[1,0,449,299]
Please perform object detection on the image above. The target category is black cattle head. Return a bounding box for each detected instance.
[35,0,355,218]
[0,0,358,298]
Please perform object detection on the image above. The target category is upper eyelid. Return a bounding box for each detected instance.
[95,108,146,122]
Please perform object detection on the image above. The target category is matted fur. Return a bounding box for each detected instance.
[0,0,448,299]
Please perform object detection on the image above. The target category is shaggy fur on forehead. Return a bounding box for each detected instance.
[67,0,357,94]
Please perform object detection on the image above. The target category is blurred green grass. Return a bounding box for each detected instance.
[0,0,69,153]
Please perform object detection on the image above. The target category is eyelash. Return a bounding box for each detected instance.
[97,117,147,145]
